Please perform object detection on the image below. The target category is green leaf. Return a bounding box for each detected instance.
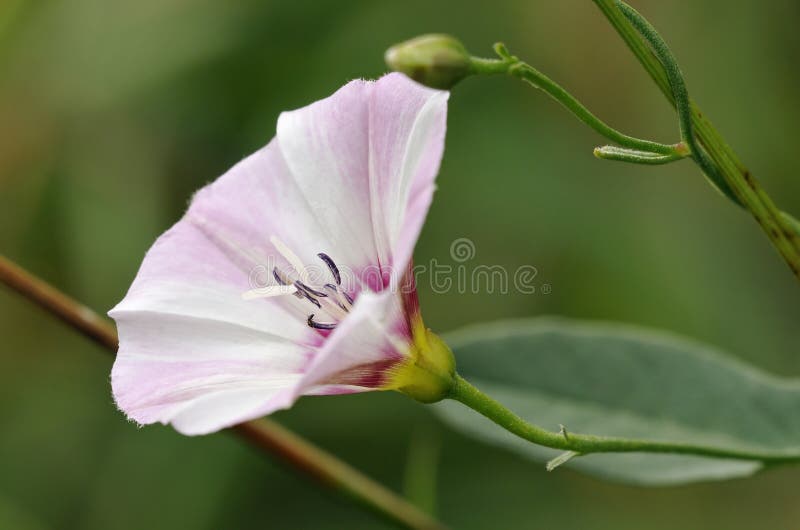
[436,318,800,485]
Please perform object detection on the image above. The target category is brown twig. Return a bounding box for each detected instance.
[0,255,119,351]
[0,254,446,530]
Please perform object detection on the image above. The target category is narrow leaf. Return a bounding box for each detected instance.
[546,451,579,472]
[594,145,682,165]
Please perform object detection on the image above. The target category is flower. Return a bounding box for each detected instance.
[109,73,455,435]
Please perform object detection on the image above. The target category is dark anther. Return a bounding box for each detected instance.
[273,267,289,285]
[307,314,337,330]
[323,284,349,311]
[274,267,303,299]
[324,282,354,306]
[317,253,341,285]
[296,289,321,308]
[295,281,327,298]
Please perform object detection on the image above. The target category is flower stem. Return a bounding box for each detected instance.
[469,47,686,158]
[592,0,800,281]
[448,374,800,463]
[0,254,446,530]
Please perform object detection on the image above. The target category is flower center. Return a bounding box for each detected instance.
[242,236,354,330]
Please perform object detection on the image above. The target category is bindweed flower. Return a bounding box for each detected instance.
[109,73,455,435]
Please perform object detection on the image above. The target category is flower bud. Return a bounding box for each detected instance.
[385,34,472,90]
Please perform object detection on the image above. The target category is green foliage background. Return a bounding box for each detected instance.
[1,0,799,528]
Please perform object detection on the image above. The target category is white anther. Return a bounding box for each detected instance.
[241,284,298,300]
[270,235,310,284]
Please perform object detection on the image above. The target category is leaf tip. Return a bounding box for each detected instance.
[546,450,580,472]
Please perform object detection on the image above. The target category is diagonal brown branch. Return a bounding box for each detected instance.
[0,254,446,530]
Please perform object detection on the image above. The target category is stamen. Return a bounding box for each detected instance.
[270,235,310,283]
[317,253,341,285]
[295,281,328,298]
[272,267,290,285]
[242,244,355,329]
[323,284,351,312]
[296,289,321,308]
[307,314,337,330]
[341,290,354,305]
[241,285,298,300]
[274,267,304,299]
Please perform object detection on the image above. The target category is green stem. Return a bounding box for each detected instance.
[593,0,800,280]
[615,2,692,148]
[469,54,684,157]
[612,1,740,204]
[448,374,800,463]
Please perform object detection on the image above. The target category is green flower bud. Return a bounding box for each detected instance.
[385,34,472,90]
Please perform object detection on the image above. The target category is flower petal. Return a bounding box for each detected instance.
[110,217,317,433]
[297,289,410,394]
[277,73,448,286]
[367,74,449,280]
[276,79,377,275]
[187,137,336,277]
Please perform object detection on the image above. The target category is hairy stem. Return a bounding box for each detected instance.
[593,0,800,280]
[0,254,446,530]
[449,374,800,463]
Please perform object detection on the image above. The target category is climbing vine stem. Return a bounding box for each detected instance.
[411,2,800,280]
[592,0,800,280]
[469,44,687,160]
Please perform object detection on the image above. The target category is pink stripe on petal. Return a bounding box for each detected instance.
[295,290,410,395]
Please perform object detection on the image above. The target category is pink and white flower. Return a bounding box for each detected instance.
[109,73,455,435]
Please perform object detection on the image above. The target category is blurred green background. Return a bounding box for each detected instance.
[1,0,799,528]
